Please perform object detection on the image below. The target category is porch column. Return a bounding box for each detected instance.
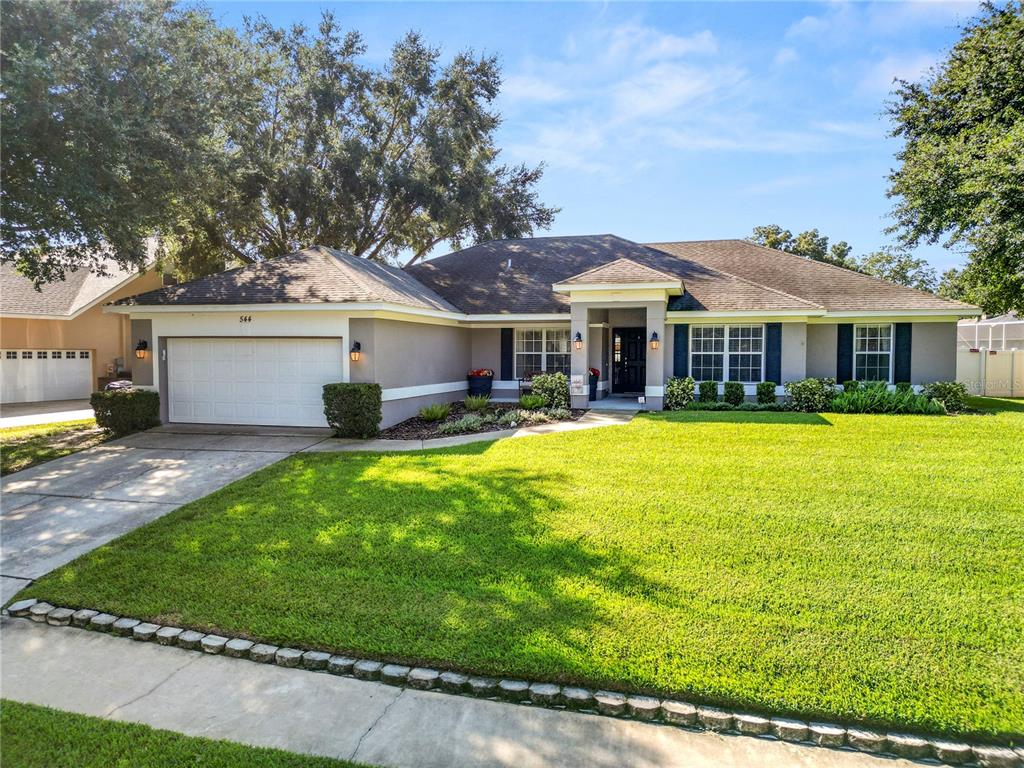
[570,303,590,409]
[645,301,666,410]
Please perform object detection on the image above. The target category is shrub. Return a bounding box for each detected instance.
[685,401,735,411]
[519,393,547,410]
[530,372,570,409]
[545,407,572,420]
[498,408,553,427]
[843,380,860,392]
[896,382,913,393]
[684,401,787,412]
[784,377,836,412]
[738,401,786,412]
[756,381,777,404]
[664,376,695,410]
[437,412,496,435]
[322,383,382,438]
[464,394,491,412]
[830,382,945,415]
[723,381,745,406]
[90,389,160,436]
[922,381,968,413]
[418,403,451,422]
[698,380,718,402]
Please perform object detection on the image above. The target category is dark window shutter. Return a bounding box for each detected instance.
[500,328,514,380]
[837,324,853,381]
[765,323,782,383]
[673,324,689,377]
[894,323,912,383]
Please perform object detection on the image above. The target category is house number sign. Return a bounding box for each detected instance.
[239,315,253,323]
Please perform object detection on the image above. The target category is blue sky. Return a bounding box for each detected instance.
[208,1,977,271]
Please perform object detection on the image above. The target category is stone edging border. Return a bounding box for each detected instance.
[7,599,1022,768]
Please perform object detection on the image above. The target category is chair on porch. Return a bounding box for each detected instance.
[517,371,540,398]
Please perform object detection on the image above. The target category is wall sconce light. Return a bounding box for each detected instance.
[349,341,362,362]
[573,331,584,350]
[649,331,660,350]
[134,340,149,360]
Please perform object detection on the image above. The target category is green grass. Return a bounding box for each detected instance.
[0,418,106,475]
[0,700,364,767]
[22,399,1024,740]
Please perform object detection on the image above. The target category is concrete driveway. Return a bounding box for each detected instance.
[0,399,94,429]
[1,426,330,602]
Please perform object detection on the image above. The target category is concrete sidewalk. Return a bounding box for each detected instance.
[1,618,913,768]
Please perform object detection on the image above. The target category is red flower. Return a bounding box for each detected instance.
[468,368,494,377]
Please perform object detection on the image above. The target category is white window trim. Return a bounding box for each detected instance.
[514,328,571,378]
[689,324,766,383]
[853,323,894,383]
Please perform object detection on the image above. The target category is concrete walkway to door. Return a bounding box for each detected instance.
[0,427,329,603]
[2,617,917,768]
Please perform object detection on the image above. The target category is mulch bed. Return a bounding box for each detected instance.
[379,402,587,440]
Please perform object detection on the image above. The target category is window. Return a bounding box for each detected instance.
[515,328,570,377]
[36,351,47,359]
[854,324,892,382]
[21,351,32,359]
[52,351,62,359]
[80,350,90,359]
[5,351,16,359]
[690,325,764,382]
[66,351,76,359]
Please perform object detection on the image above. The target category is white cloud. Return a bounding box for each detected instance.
[740,174,826,196]
[812,120,883,140]
[506,123,608,173]
[860,53,936,94]
[607,23,718,63]
[611,63,743,119]
[501,75,569,104]
[774,47,799,67]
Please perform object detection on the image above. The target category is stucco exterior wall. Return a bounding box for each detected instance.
[806,323,838,379]
[781,322,807,383]
[911,321,957,383]
[1,269,163,389]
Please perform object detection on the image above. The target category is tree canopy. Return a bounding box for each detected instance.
[1,0,249,284]
[886,1,1024,314]
[748,225,855,269]
[2,3,558,284]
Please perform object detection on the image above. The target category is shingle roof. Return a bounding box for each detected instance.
[408,235,816,314]
[558,258,682,286]
[117,246,458,312]
[648,240,977,312]
[1,260,144,317]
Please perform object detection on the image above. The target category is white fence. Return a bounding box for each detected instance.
[956,348,1024,397]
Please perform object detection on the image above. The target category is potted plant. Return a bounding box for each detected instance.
[589,367,600,400]
[467,368,494,397]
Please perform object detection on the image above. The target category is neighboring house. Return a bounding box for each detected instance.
[1,260,164,404]
[108,235,979,428]
[957,312,1023,351]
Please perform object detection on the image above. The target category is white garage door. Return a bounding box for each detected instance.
[1,349,93,403]
[167,338,344,427]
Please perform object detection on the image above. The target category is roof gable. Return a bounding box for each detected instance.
[558,258,682,286]
[1,260,149,318]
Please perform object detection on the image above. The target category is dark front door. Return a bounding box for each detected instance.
[612,327,646,394]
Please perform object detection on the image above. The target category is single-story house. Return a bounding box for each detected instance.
[1,258,164,404]
[107,235,979,428]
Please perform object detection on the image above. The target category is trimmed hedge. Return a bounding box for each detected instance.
[323,383,381,438]
[785,377,836,412]
[530,372,570,409]
[90,389,160,436]
[698,380,718,403]
[756,381,777,404]
[664,376,695,410]
[723,381,744,406]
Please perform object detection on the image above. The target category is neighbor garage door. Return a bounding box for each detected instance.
[1,349,93,404]
[167,338,344,427]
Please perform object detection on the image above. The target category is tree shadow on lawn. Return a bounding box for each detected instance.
[81,438,675,690]
[966,396,1024,413]
[651,410,833,426]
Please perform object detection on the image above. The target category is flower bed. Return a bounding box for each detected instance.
[380,402,586,440]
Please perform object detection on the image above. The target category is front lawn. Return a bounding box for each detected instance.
[23,399,1024,740]
[0,700,364,768]
[0,419,107,475]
